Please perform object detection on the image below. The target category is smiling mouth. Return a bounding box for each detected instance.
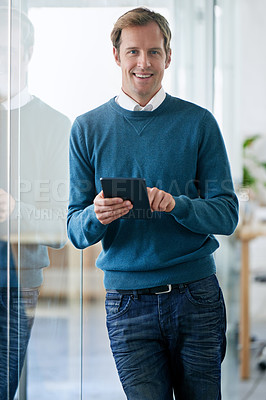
[133,73,153,79]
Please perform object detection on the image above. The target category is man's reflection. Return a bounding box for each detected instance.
[0,7,70,399]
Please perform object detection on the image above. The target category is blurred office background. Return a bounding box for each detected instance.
[1,0,266,399]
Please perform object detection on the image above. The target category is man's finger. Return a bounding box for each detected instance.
[95,200,132,214]
[98,207,131,225]
[96,197,125,206]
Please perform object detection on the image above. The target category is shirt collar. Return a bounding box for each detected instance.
[1,87,33,111]
[115,87,166,111]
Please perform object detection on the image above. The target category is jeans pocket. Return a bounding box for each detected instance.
[105,292,132,320]
[185,274,221,306]
[0,288,39,320]
[0,290,22,318]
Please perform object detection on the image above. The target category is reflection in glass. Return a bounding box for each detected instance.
[0,7,70,399]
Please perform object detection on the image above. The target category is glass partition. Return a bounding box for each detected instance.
[1,2,237,399]
[0,4,81,399]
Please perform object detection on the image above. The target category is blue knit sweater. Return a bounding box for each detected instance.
[67,94,238,289]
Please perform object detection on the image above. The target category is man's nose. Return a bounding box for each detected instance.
[137,53,151,69]
[0,51,9,74]
[0,61,8,75]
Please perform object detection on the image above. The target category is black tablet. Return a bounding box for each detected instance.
[100,177,152,219]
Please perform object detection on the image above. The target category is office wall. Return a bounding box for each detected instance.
[237,0,266,320]
[238,0,266,136]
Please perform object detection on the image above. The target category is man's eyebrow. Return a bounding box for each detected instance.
[124,47,163,51]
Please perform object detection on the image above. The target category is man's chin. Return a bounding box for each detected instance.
[0,93,8,102]
[133,89,157,103]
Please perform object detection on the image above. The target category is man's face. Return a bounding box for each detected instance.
[113,22,171,106]
[0,23,30,102]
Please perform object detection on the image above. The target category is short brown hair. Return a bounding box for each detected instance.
[111,7,171,56]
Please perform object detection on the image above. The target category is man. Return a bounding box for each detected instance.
[0,7,70,399]
[67,7,238,400]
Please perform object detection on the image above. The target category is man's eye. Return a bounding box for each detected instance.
[151,50,159,55]
[130,50,137,54]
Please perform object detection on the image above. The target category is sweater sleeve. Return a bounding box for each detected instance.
[67,119,107,249]
[170,110,239,235]
[0,111,70,249]
[13,117,70,249]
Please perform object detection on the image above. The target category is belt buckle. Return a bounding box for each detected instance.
[155,284,172,295]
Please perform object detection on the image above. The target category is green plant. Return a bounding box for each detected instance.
[242,134,266,190]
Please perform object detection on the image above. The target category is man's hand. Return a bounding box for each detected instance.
[0,189,16,223]
[94,191,133,225]
[147,187,175,213]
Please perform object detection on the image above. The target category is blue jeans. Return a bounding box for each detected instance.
[0,288,39,400]
[105,274,226,400]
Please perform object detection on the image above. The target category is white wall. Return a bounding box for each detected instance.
[215,0,266,181]
[238,0,266,136]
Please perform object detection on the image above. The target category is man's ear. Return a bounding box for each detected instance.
[23,46,33,63]
[165,49,172,69]
[113,47,121,66]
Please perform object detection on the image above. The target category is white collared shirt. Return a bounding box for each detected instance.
[1,87,33,110]
[115,87,166,111]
